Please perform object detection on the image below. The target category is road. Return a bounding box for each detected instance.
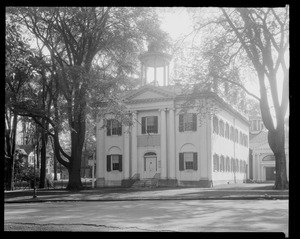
[5,200,288,235]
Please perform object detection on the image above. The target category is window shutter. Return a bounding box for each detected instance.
[179,153,184,171]
[107,120,111,136]
[193,152,198,171]
[192,114,197,131]
[118,155,122,172]
[154,116,158,133]
[106,155,111,172]
[179,114,184,132]
[142,117,146,134]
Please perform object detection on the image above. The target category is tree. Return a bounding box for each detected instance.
[11,7,170,190]
[190,7,289,189]
[5,13,36,190]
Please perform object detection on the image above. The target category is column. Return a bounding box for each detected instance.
[167,65,170,85]
[131,111,138,178]
[140,63,144,86]
[96,118,105,186]
[154,66,157,85]
[168,108,176,179]
[160,108,167,179]
[163,65,166,86]
[123,125,130,179]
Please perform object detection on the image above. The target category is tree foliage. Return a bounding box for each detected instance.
[188,7,289,189]
[8,7,170,190]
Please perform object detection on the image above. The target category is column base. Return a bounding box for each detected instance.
[96,177,105,187]
[157,179,178,187]
[121,178,139,188]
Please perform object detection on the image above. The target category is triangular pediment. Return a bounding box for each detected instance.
[124,85,174,102]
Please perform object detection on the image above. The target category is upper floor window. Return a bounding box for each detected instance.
[179,152,198,171]
[239,131,243,145]
[251,119,264,132]
[179,113,197,132]
[225,123,229,139]
[213,116,219,134]
[230,126,234,141]
[142,116,158,134]
[107,119,122,136]
[219,120,225,137]
[234,129,239,143]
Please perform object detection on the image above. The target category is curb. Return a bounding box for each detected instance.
[4,195,289,203]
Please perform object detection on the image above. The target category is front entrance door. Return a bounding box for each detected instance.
[145,157,157,178]
[266,167,276,181]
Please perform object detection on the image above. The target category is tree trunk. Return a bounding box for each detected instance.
[268,121,288,190]
[5,111,18,191]
[53,154,57,181]
[39,122,47,188]
[66,128,84,190]
[66,147,83,190]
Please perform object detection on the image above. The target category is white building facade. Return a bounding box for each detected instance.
[95,85,249,187]
[249,117,289,182]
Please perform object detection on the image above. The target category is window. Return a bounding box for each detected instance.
[226,156,230,172]
[236,159,239,172]
[106,155,122,172]
[220,155,225,172]
[225,123,229,139]
[252,120,258,131]
[231,158,234,172]
[142,116,158,134]
[219,120,224,137]
[213,116,219,134]
[240,159,244,172]
[213,154,219,172]
[107,119,122,136]
[179,152,198,171]
[239,131,243,145]
[235,129,239,143]
[230,126,234,141]
[179,113,197,132]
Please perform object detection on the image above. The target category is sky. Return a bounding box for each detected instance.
[154,7,289,120]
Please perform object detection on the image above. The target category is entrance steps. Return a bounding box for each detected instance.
[131,178,158,188]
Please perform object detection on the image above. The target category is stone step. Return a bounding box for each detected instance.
[131,179,158,188]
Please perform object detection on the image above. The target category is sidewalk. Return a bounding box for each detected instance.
[4,183,288,203]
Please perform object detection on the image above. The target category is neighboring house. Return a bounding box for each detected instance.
[16,144,35,166]
[249,116,289,182]
[95,48,249,188]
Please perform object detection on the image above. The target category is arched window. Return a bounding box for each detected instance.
[213,154,219,172]
[231,158,235,172]
[239,159,243,172]
[220,155,225,172]
[144,152,157,156]
[213,116,219,134]
[236,159,239,172]
[226,156,230,172]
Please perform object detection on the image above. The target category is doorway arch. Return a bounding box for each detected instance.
[144,152,157,178]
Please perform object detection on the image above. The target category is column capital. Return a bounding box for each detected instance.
[169,107,176,111]
[159,108,167,112]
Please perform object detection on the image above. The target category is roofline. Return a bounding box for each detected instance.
[175,92,249,125]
